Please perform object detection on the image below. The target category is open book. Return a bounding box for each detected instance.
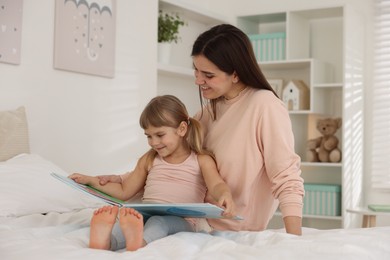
[51,172,243,220]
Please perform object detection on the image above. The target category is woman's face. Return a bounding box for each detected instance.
[193,55,238,100]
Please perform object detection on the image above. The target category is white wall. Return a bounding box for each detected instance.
[0,0,158,174]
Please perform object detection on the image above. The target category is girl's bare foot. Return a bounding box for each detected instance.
[89,205,119,250]
[119,207,145,251]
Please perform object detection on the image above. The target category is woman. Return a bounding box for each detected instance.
[190,24,304,235]
[100,24,304,235]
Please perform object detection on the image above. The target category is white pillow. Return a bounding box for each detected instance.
[0,153,105,217]
[0,106,30,161]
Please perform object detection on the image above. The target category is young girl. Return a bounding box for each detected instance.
[69,95,236,251]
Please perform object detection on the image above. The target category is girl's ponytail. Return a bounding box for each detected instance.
[187,117,215,159]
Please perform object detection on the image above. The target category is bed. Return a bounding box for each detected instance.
[1,108,390,259]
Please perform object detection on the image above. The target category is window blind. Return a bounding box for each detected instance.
[371,0,390,189]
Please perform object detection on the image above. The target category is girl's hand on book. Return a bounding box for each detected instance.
[218,192,236,219]
[68,173,93,185]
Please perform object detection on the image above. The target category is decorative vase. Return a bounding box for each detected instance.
[158,42,172,64]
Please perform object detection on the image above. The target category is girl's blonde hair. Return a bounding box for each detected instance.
[140,95,212,166]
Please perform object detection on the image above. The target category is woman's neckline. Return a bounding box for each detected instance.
[224,85,247,101]
[223,86,250,104]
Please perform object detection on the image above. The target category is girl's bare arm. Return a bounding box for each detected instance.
[97,174,123,185]
[198,154,236,218]
[69,155,149,201]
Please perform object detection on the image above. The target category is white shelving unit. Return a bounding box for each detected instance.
[156,2,365,229]
[157,0,228,115]
[238,6,365,229]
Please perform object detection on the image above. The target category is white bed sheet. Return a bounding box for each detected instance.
[1,154,389,259]
[1,208,390,260]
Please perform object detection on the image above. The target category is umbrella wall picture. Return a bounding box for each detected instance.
[54,0,116,78]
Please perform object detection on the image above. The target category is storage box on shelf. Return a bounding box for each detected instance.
[248,32,286,61]
[274,182,342,221]
[303,183,341,216]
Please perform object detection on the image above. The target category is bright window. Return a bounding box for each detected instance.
[371,0,390,189]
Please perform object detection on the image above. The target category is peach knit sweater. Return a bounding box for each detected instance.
[196,87,304,231]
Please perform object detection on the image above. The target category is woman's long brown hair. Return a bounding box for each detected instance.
[191,24,278,120]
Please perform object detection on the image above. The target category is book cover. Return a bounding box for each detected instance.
[368,204,390,212]
[51,172,243,220]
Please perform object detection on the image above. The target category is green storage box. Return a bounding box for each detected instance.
[248,32,286,62]
[303,183,341,216]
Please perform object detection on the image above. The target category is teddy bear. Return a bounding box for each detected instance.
[306,117,342,163]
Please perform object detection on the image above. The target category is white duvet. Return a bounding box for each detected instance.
[1,154,390,259]
[1,208,390,260]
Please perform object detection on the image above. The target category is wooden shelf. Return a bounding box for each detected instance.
[158,63,193,78]
[260,59,312,70]
[301,162,342,167]
[313,83,343,88]
[274,211,342,221]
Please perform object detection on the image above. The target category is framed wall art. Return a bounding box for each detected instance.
[0,0,23,65]
[54,0,117,78]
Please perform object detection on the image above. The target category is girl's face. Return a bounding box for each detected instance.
[193,55,239,100]
[144,124,187,160]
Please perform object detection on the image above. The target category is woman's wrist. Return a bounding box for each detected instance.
[283,216,302,235]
